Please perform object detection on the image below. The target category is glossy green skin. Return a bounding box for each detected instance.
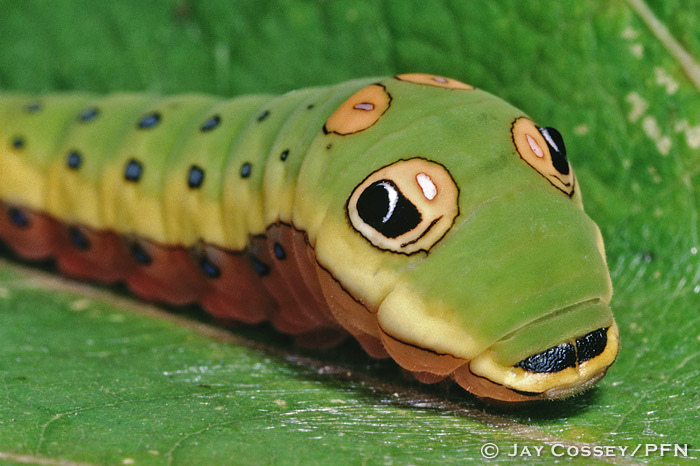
[0,76,612,367]
[295,78,612,364]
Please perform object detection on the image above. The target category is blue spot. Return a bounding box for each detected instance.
[188,165,205,188]
[78,107,99,122]
[11,136,24,150]
[240,162,252,178]
[25,101,42,113]
[199,256,221,278]
[8,207,29,228]
[273,242,286,260]
[138,112,161,129]
[130,242,151,265]
[68,226,90,250]
[257,110,270,121]
[280,149,289,161]
[250,256,270,277]
[124,159,143,182]
[200,115,221,132]
[66,150,83,170]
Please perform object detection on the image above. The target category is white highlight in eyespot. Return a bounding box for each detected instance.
[353,102,374,111]
[378,181,398,223]
[540,128,560,153]
[526,134,544,158]
[416,173,437,200]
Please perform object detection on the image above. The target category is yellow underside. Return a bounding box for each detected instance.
[469,323,620,394]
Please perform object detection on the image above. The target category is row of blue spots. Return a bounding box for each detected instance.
[9,100,291,282]
[16,101,290,192]
[120,159,254,185]
[4,204,288,284]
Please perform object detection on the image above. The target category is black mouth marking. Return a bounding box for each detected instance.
[575,328,608,363]
[515,327,608,373]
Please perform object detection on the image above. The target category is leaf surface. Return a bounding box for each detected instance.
[0,1,698,464]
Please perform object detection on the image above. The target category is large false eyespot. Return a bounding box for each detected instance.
[512,117,575,197]
[347,158,459,255]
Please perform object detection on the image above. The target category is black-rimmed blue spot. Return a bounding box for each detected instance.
[273,242,286,260]
[130,242,152,265]
[240,162,252,178]
[124,159,143,182]
[78,107,99,122]
[257,110,270,122]
[188,165,205,189]
[280,149,289,161]
[66,150,83,170]
[11,136,25,150]
[250,256,270,277]
[68,226,90,250]
[25,101,42,113]
[199,256,221,278]
[138,112,161,129]
[7,207,29,228]
[307,104,314,110]
[200,115,221,132]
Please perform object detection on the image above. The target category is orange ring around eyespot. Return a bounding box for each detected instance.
[396,73,474,90]
[347,158,459,255]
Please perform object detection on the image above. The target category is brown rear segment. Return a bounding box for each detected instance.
[0,203,62,259]
[1,204,533,401]
[0,204,346,348]
[56,226,132,283]
[198,245,274,324]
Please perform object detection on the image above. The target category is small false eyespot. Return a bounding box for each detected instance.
[395,73,474,90]
[323,84,391,135]
[511,117,575,198]
[347,158,459,255]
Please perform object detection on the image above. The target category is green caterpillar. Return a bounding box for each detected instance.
[0,73,618,403]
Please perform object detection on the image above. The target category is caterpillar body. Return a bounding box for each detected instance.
[0,74,618,403]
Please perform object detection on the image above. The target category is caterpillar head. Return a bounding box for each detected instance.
[303,74,617,403]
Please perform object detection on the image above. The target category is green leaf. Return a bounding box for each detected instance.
[0,0,699,464]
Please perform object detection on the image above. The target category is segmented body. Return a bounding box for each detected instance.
[0,74,619,403]
[0,79,379,346]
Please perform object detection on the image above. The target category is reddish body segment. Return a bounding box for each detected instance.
[0,74,619,403]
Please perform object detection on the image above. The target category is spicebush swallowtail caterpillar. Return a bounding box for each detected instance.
[0,73,618,403]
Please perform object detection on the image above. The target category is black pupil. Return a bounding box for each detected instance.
[356,180,421,238]
[539,127,569,175]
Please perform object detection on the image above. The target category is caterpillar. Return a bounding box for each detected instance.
[0,73,618,403]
